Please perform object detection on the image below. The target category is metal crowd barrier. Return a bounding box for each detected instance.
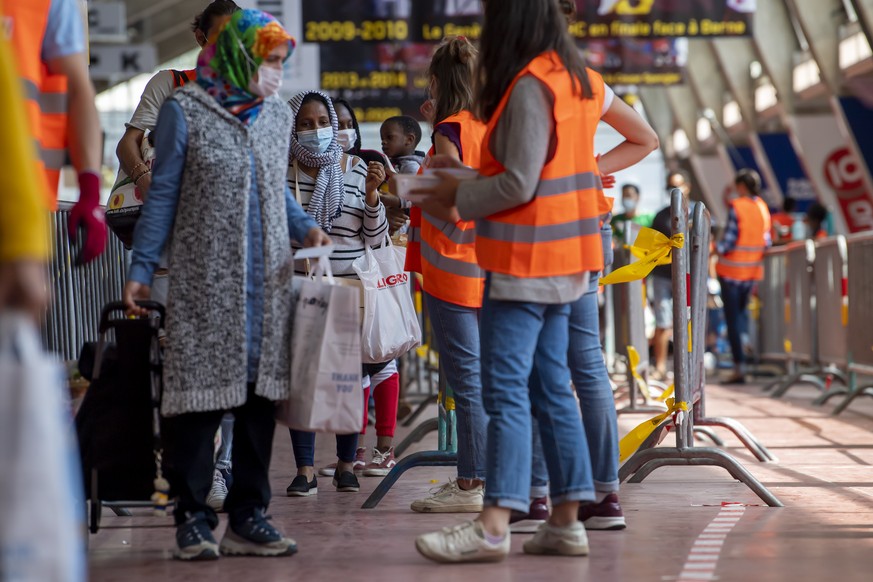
[768,239,848,398]
[611,221,668,414]
[827,232,873,414]
[43,203,129,361]
[618,190,782,507]
[757,249,788,364]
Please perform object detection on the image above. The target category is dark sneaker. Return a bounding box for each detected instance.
[510,497,549,534]
[219,508,297,557]
[333,471,360,492]
[285,475,317,497]
[175,512,219,561]
[578,494,627,530]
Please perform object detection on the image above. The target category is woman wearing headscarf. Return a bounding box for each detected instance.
[284,90,390,497]
[123,9,330,561]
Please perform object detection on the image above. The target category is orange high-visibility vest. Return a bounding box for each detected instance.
[172,69,197,88]
[416,110,487,308]
[4,0,70,210]
[405,163,425,275]
[476,52,605,278]
[716,196,771,281]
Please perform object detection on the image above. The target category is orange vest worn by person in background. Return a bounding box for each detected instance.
[716,196,771,281]
[476,52,606,278]
[405,110,487,308]
[4,0,69,210]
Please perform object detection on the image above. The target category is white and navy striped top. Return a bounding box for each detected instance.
[289,155,388,277]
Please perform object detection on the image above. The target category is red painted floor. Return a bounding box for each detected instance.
[88,380,873,582]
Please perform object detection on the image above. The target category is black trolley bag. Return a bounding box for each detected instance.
[75,301,168,533]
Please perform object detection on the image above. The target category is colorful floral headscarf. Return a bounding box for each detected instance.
[196,9,296,124]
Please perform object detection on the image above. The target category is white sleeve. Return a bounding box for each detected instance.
[601,83,615,118]
[125,70,176,132]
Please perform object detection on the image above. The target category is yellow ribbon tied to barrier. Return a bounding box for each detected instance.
[618,394,688,462]
[600,227,684,286]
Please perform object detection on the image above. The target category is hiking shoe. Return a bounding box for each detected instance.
[285,475,317,497]
[510,497,549,534]
[415,520,509,564]
[333,471,360,492]
[578,494,627,530]
[319,448,367,477]
[523,522,589,556]
[219,508,297,557]
[206,469,228,512]
[175,512,219,561]
[363,447,396,477]
[410,479,484,513]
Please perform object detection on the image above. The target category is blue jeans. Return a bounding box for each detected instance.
[530,279,620,495]
[289,430,358,467]
[215,413,234,472]
[480,280,595,513]
[718,278,755,366]
[423,292,487,480]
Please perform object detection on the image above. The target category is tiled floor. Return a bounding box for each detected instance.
[88,381,873,581]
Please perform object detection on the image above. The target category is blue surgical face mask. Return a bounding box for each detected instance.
[297,127,334,154]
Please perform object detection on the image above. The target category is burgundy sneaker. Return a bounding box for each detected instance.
[363,447,396,477]
[510,497,549,534]
[318,448,367,477]
[578,494,627,530]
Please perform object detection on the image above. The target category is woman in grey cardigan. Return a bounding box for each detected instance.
[123,10,330,561]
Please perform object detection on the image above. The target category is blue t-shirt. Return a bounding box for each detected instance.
[41,0,86,62]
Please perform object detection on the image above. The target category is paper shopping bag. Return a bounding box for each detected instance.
[276,251,363,433]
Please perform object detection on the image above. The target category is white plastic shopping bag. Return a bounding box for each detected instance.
[0,314,86,582]
[352,237,421,363]
[276,246,364,433]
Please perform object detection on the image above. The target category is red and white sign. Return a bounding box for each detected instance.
[792,115,873,233]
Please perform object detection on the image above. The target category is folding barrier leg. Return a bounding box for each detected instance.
[695,416,777,462]
[831,385,873,416]
[693,426,725,447]
[402,394,438,428]
[394,417,439,457]
[620,447,783,507]
[361,451,459,509]
[770,370,826,398]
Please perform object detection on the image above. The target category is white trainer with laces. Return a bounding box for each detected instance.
[523,521,589,556]
[415,521,510,563]
[206,469,227,512]
[410,479,484,513]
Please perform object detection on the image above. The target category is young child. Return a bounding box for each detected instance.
[380,115,426,174]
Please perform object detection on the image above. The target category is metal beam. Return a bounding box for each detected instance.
[753,0,799,113]
[710,38,757,131]
[785,0,845,91]
[685,43,725,125]
[638,87,675,155]
[666,84,701,153]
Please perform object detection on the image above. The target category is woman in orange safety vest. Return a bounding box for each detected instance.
[404,36,490,514]
[412,0,658,563]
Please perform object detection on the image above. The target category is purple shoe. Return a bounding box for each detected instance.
[509,497,549,534]
[578,494,627,530]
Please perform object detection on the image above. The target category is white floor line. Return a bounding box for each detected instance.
[677,503,746,582]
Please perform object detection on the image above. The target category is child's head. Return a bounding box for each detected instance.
[380,115,422,159]
[427,36,478,125]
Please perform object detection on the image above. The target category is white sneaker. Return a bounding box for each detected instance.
[523,522,589,556]
[411,479,484,513]
[415,521,509,564]
[206,469,228,512]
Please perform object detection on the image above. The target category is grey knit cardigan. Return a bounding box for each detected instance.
[161,84,295,416]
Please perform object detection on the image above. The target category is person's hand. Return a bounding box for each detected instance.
[0,261,50,321]
[69,171,108,266]
[596,154,616,189]
[420,99,435,124]
[366,162,387,194]
[304,227,331,247]
[123,281,152,317]
[387,207,409,235]
[413,171,462,223]
[380,193,402,209]
[135,172,153,202]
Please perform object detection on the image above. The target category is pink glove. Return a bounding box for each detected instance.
[68,171,108,265]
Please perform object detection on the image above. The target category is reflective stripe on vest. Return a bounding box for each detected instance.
[716,196,771,281]
[475,53,606,278]
[5,0,66,209]
[418,110,488,307]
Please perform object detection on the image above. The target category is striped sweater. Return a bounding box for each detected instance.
[289,155,388,277]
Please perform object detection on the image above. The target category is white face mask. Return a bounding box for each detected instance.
[337,128,357,152]
[298,127,334,154]
[248,65,283,98]
[621,198,637,212]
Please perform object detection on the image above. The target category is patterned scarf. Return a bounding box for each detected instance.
[288,90,345,232]
[196,9,295,125]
